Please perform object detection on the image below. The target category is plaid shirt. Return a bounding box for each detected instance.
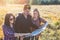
[2,24,16,40]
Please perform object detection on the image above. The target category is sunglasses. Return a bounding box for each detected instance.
[9,18,14,21]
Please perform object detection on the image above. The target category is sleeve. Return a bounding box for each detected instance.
[2,25,14,37]
[40,17,47,23]
[39,18,48,28]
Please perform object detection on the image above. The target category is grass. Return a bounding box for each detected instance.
[0,5,60,40]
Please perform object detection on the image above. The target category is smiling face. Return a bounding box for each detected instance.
[24,8,30,15]
[23,4,31,15]
[33,11,39,20]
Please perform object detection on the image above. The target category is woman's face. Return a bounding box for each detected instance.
[33,11,39,18]
[9,16,14,24]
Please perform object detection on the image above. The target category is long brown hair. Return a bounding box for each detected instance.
[4,13,15,27]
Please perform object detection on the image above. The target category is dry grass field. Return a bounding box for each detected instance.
[0,5,60,40]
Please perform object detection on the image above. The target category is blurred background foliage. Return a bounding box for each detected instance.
[0,0,60,40]
[31,0,60,5]
[0,5,60,40]
[41,19,60,40]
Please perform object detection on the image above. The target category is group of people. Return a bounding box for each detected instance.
[2,4,47,40]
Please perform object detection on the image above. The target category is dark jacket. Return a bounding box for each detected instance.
[14,13,38,33]
[2,24,16,40]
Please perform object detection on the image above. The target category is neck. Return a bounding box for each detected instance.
[10,23,13,27]
[23,13,28,19]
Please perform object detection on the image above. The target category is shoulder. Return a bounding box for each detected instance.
[2,24,6,27]
[17,13,23,17]
[39,17,47,23]
[39,17,44,20]
[28,15,32,18]
[2,24,7,29]
[18,13,23,16]
[16,13,23,19]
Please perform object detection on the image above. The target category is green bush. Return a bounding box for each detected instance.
[41,21,60,40]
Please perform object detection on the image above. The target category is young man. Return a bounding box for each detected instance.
[14,4,38,40]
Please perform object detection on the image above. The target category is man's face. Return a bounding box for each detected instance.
[24,9,30,15]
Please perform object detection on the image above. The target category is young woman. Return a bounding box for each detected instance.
[2,13,16,40]
[32,9,48,40]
